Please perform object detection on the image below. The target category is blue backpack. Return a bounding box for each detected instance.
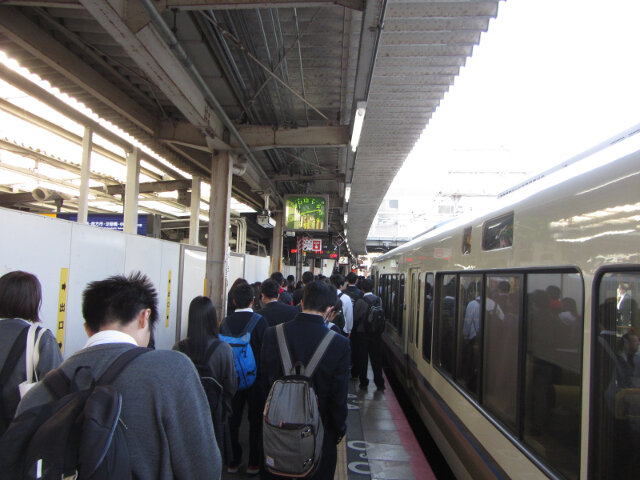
[220,313,261,390]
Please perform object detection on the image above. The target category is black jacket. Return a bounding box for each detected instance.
[260,313,350,434]
[257,301,299,327]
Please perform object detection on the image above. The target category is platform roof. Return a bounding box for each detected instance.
[0,0,499,254]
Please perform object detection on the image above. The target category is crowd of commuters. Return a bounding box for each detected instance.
[0,267,382,479]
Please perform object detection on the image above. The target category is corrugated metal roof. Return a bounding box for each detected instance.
[0,0,500,254]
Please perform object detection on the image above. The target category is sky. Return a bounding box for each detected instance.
[380,0,640,233]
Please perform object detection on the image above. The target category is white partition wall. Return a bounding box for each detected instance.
[1,207,186,356]
[177,245,206,340]
[245,255,271,283]
[0,210,73,340]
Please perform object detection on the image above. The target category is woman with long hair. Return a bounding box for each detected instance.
[174,296,237,463]
[0,271,63,433]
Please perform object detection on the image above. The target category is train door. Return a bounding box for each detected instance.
[406,268,421,371]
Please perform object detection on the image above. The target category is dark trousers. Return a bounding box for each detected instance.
[229,385,262,466]
[353,332,384,389]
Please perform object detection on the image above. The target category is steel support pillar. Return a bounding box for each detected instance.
[77,126,92,224]
[206,151,233,317]
[123,147,140,234]
[189,175,201,245]
[270,211,283,274]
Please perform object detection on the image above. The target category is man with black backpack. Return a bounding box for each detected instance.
[261,280,350,479]
[352,278,385,392]
[0,272,221,479]
[221,282,269,476]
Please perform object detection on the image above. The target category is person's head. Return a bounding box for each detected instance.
[270,272,285,287]
[619,283,630,295]
[82,272,158,347]
[330,273,345,290]
[187,296,218,340]
[0,271,42,322]
[346,272,358,285]
[362,278,374,293]
[261,278,281,303]
[302,280,337,316]
[232,282,255,309]
[302,271,314,285]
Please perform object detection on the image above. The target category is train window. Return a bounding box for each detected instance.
[416,274,421,347]
[482,274,522,431]
[592,272,640,479]
[462,227,472,254]
[456,274,483,397]
[435,274,457,375]
[397,274,405,335]
[523,272,583,480]
[422,273,434,362]
[482,212,513,250]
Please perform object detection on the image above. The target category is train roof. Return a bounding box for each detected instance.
[375,123,640,263]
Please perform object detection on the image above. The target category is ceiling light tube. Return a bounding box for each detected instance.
[350,102,367,152]
[344,184,351,202]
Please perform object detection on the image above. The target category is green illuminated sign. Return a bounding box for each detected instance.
[284,195,327,231]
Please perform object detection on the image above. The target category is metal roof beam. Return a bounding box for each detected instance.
[231,125,349,150]
[159,122,349,151]
[157,0,364,11]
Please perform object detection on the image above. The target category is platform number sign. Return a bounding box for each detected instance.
[56,268,69,353]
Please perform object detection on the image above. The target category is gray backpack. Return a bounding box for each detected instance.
[263,324,336,478]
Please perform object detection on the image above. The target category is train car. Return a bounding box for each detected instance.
[371,131,640,480]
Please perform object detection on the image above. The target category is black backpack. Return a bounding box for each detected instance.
[365,296,385,335]
[177,340,226,437]
[0,347,149,480]
[0,325,30,436]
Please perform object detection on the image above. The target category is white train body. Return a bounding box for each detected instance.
[372,138,640,480]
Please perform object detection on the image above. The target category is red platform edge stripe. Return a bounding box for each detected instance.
[381,372,437,480]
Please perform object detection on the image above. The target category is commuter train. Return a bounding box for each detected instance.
[371,130,640,480]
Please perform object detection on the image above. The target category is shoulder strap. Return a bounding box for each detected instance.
[304,330,336,377]
[275,323,293,375]
[338,292,343,298]
[0,325,30,421]
[204,340,222,361]
[98,347,150,385]
[0,325,29,386]
[241,313,261,336]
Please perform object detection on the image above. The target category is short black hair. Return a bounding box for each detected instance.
[302,271,314,284]
[261,278,280,300]
[270,272,285,286]
[346,272,358,285]
[362,278,374,293]
[0,271,42,322]
[330,273,345,289]
[83,272,158,333]
[302,280,337,313]
[232,282,254,309]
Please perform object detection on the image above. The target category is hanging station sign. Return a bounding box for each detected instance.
[284,195,328,232]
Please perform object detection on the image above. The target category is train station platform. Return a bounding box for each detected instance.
[223,367,435,480]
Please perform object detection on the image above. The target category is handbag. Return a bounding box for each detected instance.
[18,324,46,398]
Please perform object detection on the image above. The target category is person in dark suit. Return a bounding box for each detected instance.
[292,271,314,306]
[618,283,634,328]
[270,272,293,306]
[344,271,363,303]
[222,283,269,475]
[261,280,350,480]
[257,279,299,327]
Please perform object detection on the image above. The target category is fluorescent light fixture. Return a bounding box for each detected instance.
[344,184,351,202]
[350,102,366,152]
[344,213,348,223]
